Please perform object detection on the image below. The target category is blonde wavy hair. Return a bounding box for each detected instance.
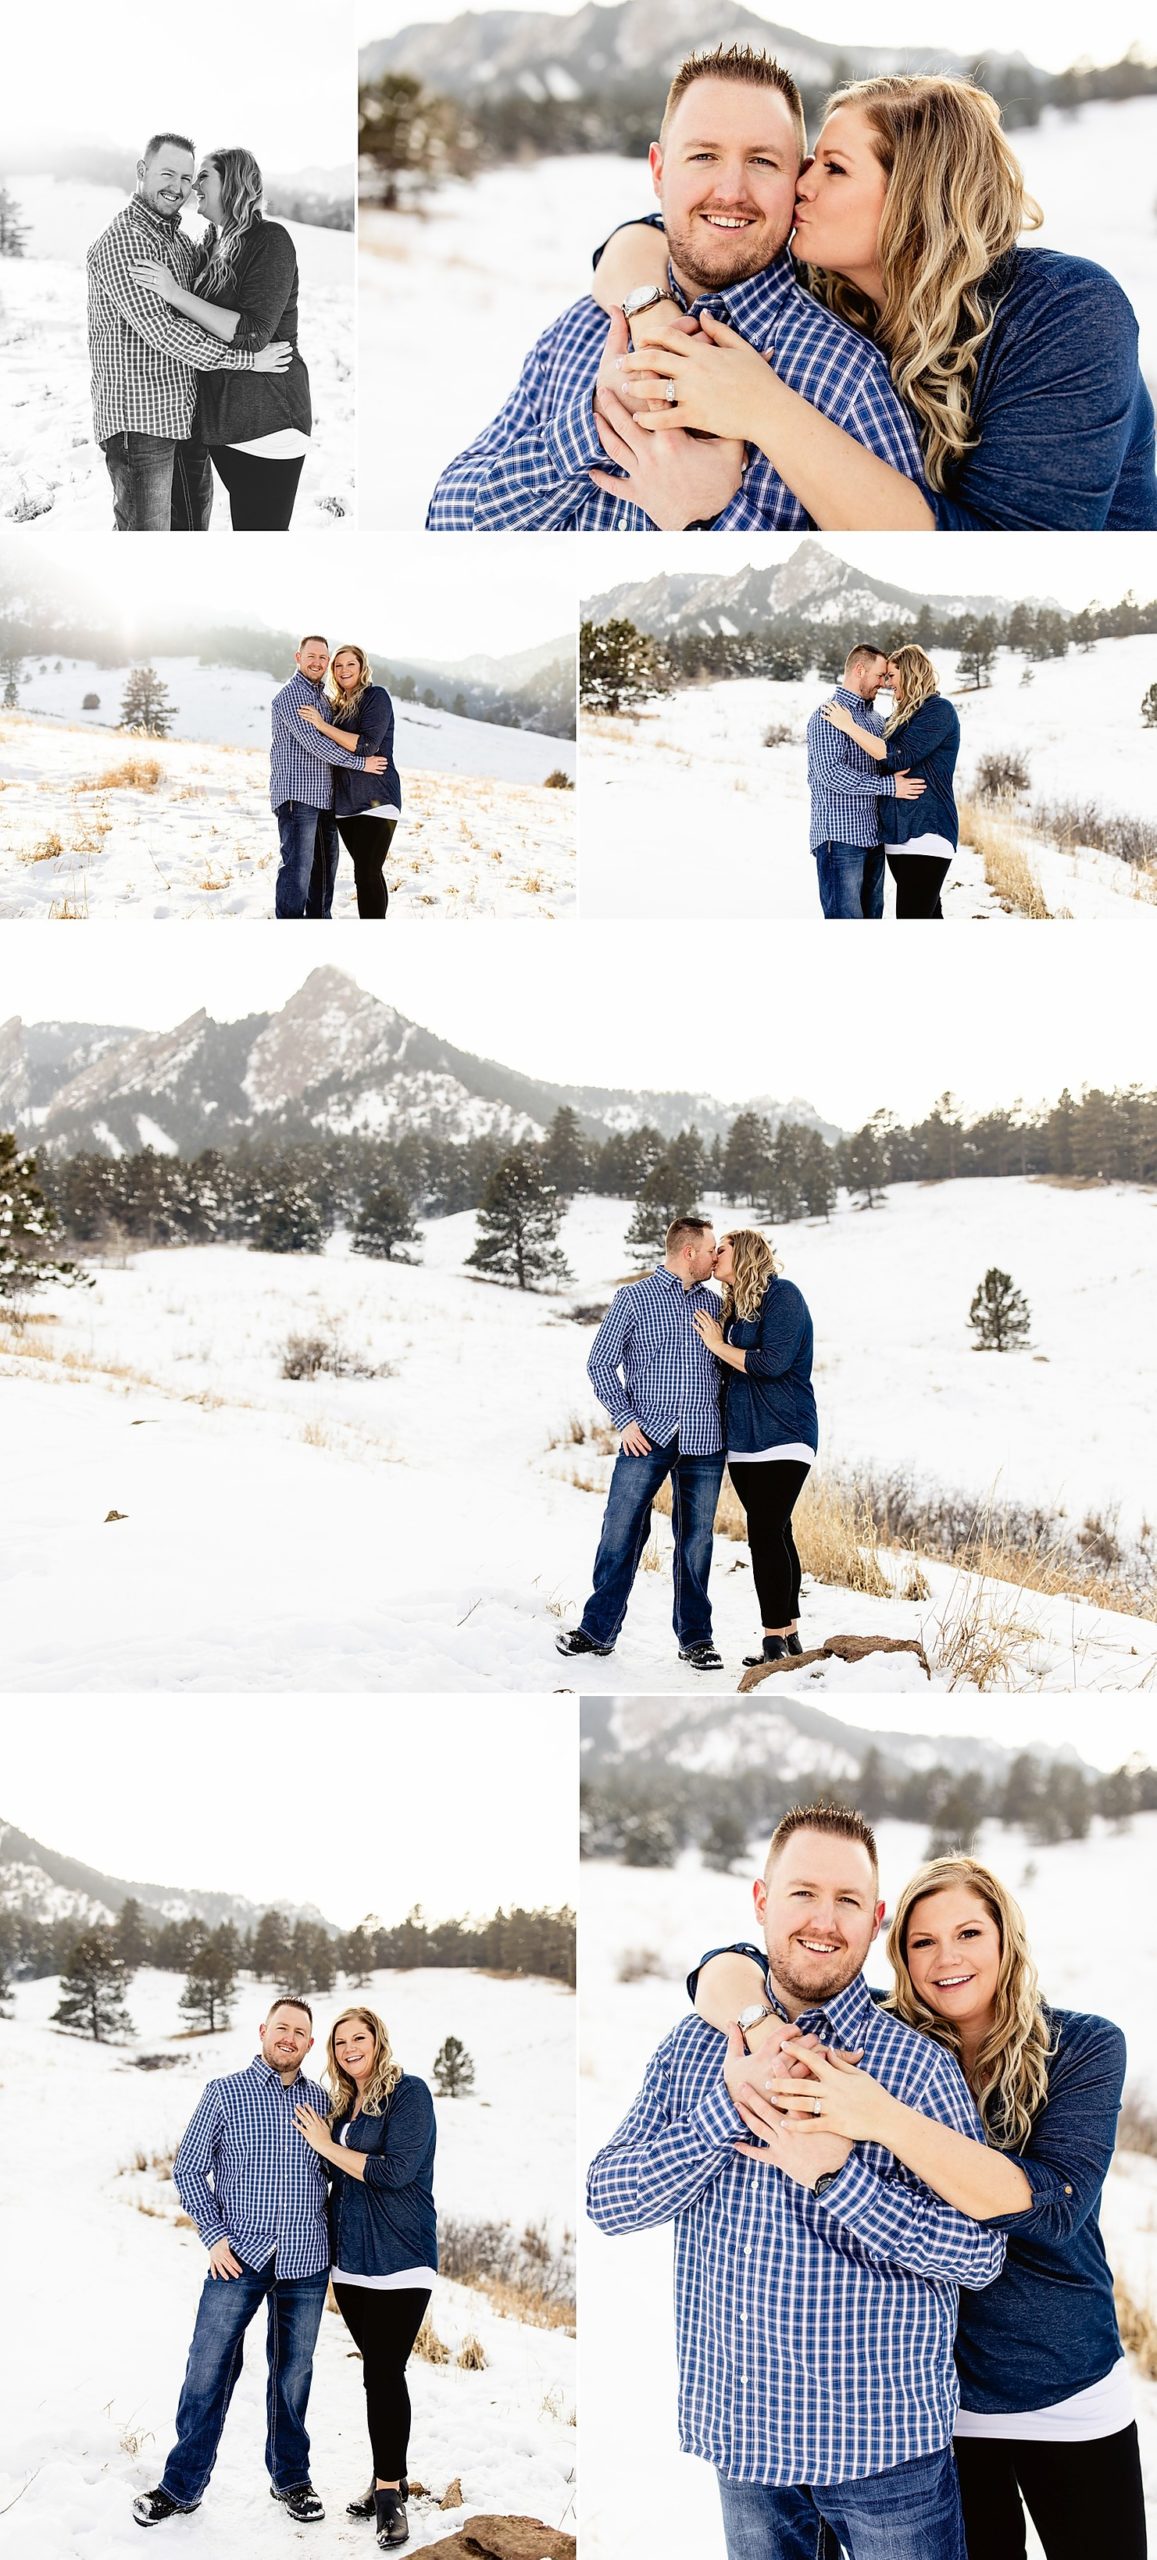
[324,2005,403,2125]
[883,643,939,736]
[805,77,1042,490]
[198,147,265,292]
[888,1857,1054,2149]
[718,1227,780,1326]
[326,644,373,721]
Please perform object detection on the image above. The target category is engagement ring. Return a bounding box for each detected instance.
[812,2097,822,2117]
[663,379,677,405]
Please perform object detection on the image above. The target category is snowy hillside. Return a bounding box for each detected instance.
[359,99,1157,527]
[0,697,577,919]
[3,1182,1154,1694]
[0,1965,575,2557]
[0,177,355,530]
[579,640,1157,923]
[580,1816,1157,2560]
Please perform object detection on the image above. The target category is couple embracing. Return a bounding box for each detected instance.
[557,1216,816,1675]
[589,1801,1145,2559]
[133,1996,436,2549]
[808,640,960,920]
[271,639,401,919]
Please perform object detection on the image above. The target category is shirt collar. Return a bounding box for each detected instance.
[762,1969,876,2048]
[131,190,181,238]
[667,243,798,342]
[250,2053,298,2087]
[653,1262,709,1298]
[834,686,873,713]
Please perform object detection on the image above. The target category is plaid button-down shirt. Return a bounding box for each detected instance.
[806,686,897,851]
[426,246,926,531]
[587,1965,1005,2486]
[174,2056,330,2280]
[587,1265,724,1455]
[87,193,255,445]
[269,672,369,812]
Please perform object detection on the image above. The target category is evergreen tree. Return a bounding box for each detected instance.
[341,1921,377,1985]
[842,1118,886,1208]
[120,666,177,736]
[52,1929,134,2042]
[623,1161,701,1267]
[0,1132,92,1314]
[432,2033,476,2097]
[620,1808,680,1868]
[252,1908,292,1978]
[252,1181,325,1255]
[466,1145,571,1291]
[0,186,29,256]
[700,1807,754,1873]
[359,70,474,209]
[958,616,999,688]
[351,1179,420,1262]
[1142,682,1157,729]
[0,1918,14,2015]
[968,1267,1031,1352]
[1,652,22,709]
[722,1110,773,1204]
[179,1924,239,2033]
[797,1127,838,1219]
[580,617,673,714]
[540,1106,590,1197]
[114,1897,152,1968]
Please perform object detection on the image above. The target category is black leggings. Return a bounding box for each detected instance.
[954,2423,1147,2560]
[887,850,951,918]
[336,813,397,919]
[332,2284,430,2481]
[727,1459,811,1627]
[206,444,305,530]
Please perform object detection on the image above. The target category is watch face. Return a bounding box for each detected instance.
[624,285,663,316]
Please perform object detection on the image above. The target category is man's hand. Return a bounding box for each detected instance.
[252,341,293,374]
[620,1421,652,1456]
[594,303,701,423]
[589,387,744,529]
[363,755,388,774]
[207,2237,243,2280]
[722,2025,854,2188]
[893,771,927,800]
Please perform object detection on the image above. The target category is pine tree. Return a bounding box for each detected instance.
[0,1132,92,1316]
[52,1929,134,2042]
[1142,683,1157,729]
[623,1160,703,1267]
[968,1267,1031,1352]
[179,1924,239,2033]
[541,1106,589,1197]
[700,1807,753,1873]
[1,652,22,709]
[432,2033,476,2097]
[252,1908,292,1978]
[580,617,673,714]
[842,1120,886,1208]
[0,186,29,257]
[958,616,999,689]
[351,1179,421,1262]
[252,1182,325,1255]
[466,1146,571,1291]
[120,666,177,736]
[114,1897,152,1968]
[722,1110,773,1204]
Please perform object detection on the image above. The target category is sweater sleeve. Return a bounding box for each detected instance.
[357,687,395,761]
[225,225,298,353]
[362,2077,436,2192]
[977,2017,1125,2244]
[931,258,1146,530]
[879,699,957,772]
[742,1281,809,1383]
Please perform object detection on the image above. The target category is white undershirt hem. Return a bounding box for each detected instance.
[955,2356,1133,2443]
[226,428,311,458]
[331,2264,436,2293]
[727,1444,816,1467]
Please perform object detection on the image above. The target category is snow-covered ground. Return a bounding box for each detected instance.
[3,1181,1154,1693]
[0,1965,575,2556]
[358,98,1157,529]
[0,178,354,531]
[580,1815,1157,2559]
[578,640,1157,921]
[0,680,576,918]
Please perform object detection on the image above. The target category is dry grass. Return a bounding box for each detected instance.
[930,1571,1039,1691]
[413,2312,450,2364]
[456,2333,487,2370]
[119,2423,155,2459]
[1118,2092,1157,2157]
[436,2215,575,2333]
[852,1468,1157,1622]
[17,830,65,864]
[77,756,163,793]
[960,796,1051,919]
[652,1469,892,1598]
[1115,2278,1157,2380]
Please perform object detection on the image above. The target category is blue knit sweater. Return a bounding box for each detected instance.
[879,697,961,848]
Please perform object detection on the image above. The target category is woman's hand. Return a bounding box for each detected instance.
[622,309,776,442]
[129,258,177,301]
[759,2045,895,2148]
[820,702,859,739]
[589,385,744,529]
[692,1309,726,1357]
[294,2103,334,2156]
[296,703,325,728]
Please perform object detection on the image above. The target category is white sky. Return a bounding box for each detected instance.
[577,532,1157,613]
[1,1701,577,1926]
[1,5,355,170]
[357,0,1148,75]
[778,1698,1157,1775]
[1,536,577,667]
[3,928,1152,1124]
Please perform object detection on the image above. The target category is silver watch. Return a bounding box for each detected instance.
[736,2001,775,2047]
[621,283,676,321]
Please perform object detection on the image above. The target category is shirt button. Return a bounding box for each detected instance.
[1064,2184,1072,2195]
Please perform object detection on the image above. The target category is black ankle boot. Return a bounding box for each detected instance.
[786,1632,803,1655]
[742,1634,793,1667]
[375,2488,409,2548]
[349,2479,409,2522]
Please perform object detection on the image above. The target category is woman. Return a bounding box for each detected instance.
[294,2007,437,2550]
[691,1228,817,1666]
[296,646,401,918]
[591,76,1157,532]
[130,148,312,529]
[822,643,960,918]
[692,1858,1144,2558]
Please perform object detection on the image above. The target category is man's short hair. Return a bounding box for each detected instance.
[844,642,889,676]
[143,132,196,164]
[266,1993,313,2024]
[666,1215,712,1255]
[766,1801,879,1880]
[661,45,806,158]
[298,633,328,652]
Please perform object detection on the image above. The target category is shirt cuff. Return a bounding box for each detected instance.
[811,2151,897,2240]
[692,2072,749,2148]
[881,774,896,797]
[543,380,607,479]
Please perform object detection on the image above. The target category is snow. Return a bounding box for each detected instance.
[358,101,1157,529]
[2,1181,1154,1694]
[0,687,577,919]
[578,640,1157,922]
[0,178,355,531]
[0,1966,575,2554]
[580,1816,1157,2558]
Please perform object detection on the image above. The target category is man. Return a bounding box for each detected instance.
[87,132,293,533]
[556,1217,725,1672]
[133,1997,330,2529]
[426,46,924,531]
[588,1805,1005,2559]
[270,637,388,919]
[806,643,925,919]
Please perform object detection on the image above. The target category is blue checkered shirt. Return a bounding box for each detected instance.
[587,1965,1005,2485]
[587,1265,724,1455]
[270,672,369,813]
[87,194,255,446]
[807,687,898,851]
[426,246,925,530]
[174,2056,331,2279]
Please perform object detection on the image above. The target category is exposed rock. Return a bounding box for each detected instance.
[737,1634,931,1692]
[417,2521,576,2560]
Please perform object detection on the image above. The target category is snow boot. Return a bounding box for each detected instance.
[271,2484,325,2522]
[786,1633,804,1655]
[348,2481,408,2520]
[375,2487,410,2547]
[741,1635,793,1668]
[133,2489,198,2528]
[555,1627,613,1657]
[679,1641,723,1671]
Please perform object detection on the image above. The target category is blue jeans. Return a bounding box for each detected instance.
[101,430,212,532]
[717,2447,967,2560]
[274,803,338,918]
[814,841,884,920]
[160,2258,328,2508]
[580,1436,724,1650]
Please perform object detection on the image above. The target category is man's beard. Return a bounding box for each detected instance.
[664,207,780,297]
[766,1932,863,2011]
